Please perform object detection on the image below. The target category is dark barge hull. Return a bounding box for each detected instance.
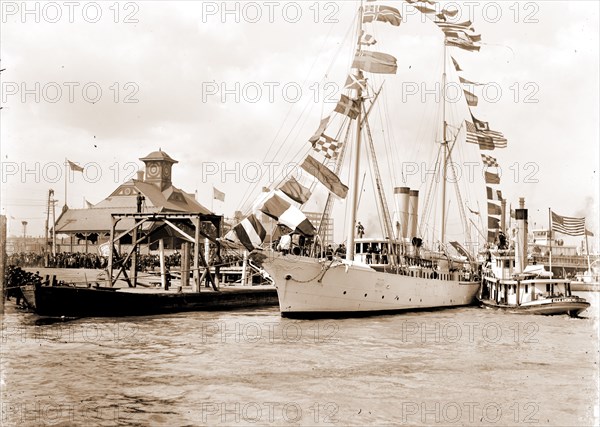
[20,284,278,317]
[477,298,590,317]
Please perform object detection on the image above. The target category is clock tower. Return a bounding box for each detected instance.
[139,149,178,191]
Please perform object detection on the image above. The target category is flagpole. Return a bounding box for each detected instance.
[345,2,364,262]
[64,157,68,210]
[440,34,448,246]
[584,219,591,273]
[548,208,552,275]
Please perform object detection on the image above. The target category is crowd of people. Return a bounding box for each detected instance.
[7,250,245,271]
[8,252,108,269]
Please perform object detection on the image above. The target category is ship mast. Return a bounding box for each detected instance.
[440,41,449,247]
[345,4,365,262]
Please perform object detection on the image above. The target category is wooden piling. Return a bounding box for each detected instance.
[181,242,190,287]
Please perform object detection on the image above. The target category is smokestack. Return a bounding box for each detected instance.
[515,208,528,273]
[500,198,506,233]
[395,187,410,239]
[136,170,144,182]
[408,190,419,240]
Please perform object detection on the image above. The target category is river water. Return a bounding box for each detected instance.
[1,291,598,426]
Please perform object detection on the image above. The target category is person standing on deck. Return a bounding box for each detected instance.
[356,222,365,238]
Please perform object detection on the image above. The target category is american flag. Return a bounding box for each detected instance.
[465,121,507,150]
[551,211,586,236]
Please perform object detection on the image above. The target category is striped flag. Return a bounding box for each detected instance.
[451,57,462,72]
[414,5,436,14]
[486,186,502,202]
[362,5,402,26]
[435,20,474,32]
[551,211,586,236]
[225,214,266,252]
[278,177,312,204]
[260,193,316,236]
[488,202,502,216]
[485,171,500,185]
[465,121,507,150]
[446,36,481,52]
[466,121,494,150]
[481,154,499,168]
[488,216,500,230]
[352,51,398,74]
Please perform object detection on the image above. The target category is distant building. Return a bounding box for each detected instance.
[304,212,334,246]
[53,149,210,250]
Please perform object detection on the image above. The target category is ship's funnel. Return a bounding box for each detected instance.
[395,187,410,239]
[408,190,419,240]
[515,208,528,273]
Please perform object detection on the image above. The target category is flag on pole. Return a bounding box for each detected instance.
[485,171,501,185]
[451,56,462,72]
[311,135,343,160]
[446,36,481,52]
[352,51,398,74]
[213,187,225,202]
[334,94,360,119]
[486,186,502,202]
[362,5,402,26]
[308,116,331,143]
[551,211,586,236]
[67,160,84,172]
[487,202,502,216]
[300,155,349,199]
[278,177,312,204]
[260,193,315,236]
[225,214,266,252]
[359,31,377,46]
[414,5,436,15]
[345,73,368,91]
[85,199,94,209]
[481,154,499,168]
[463,89,478,106]
[488,216,500,230]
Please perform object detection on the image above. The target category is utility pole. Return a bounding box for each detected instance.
[21,221,28,252]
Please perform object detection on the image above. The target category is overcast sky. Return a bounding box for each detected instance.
[1,1,598,249]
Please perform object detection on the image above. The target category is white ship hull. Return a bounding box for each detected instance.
[260,252,480,318]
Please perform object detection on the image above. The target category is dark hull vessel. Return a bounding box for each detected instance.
[20,283,278,317]
[477,297,590,317]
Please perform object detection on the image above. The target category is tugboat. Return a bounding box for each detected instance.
[478,203,590,317]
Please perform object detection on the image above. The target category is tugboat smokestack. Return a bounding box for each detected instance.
[515,206,528,273]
